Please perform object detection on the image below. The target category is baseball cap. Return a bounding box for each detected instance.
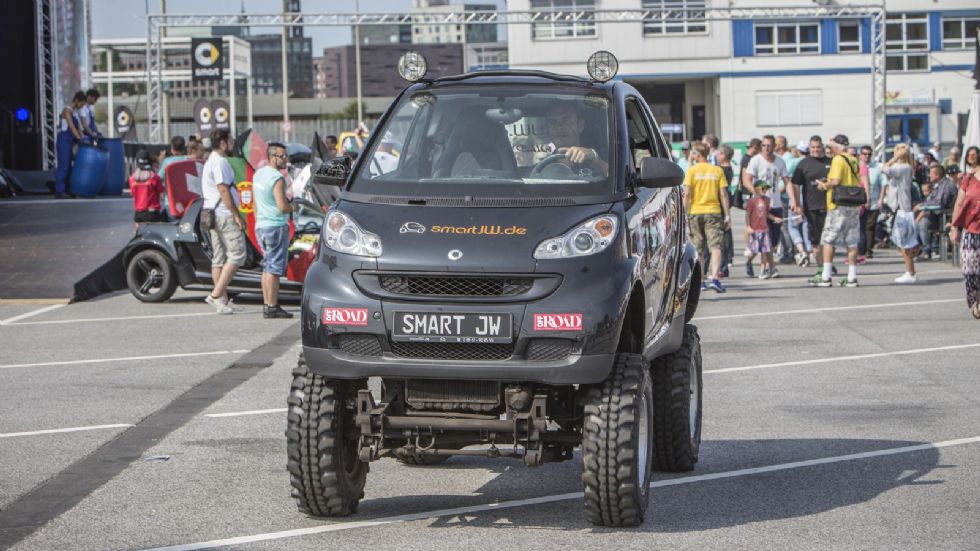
[831,134,850,147]
[946,164,961,176]
[754,180,771,189]
[796,140,808,153]
[680,140,691,150]
[135,149,152,170]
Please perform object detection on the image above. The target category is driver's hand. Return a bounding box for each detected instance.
[559,146,596,165]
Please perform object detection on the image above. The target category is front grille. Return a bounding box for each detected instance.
[389,341,514,361]
[525,339,577,361]
[406,380,500,412]
[337,334,383,356]
[379,275,534,297]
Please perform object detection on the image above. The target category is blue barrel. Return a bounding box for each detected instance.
[69,144,109,198]
[100,138,126,195]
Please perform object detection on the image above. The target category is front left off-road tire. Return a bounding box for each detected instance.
[651,324,703,472]
[581,353,654,527]
[286,353,368,517]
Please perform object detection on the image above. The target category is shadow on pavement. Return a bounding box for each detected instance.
[352,438,945,532]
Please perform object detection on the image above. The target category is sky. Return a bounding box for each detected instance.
[91,0,506,53]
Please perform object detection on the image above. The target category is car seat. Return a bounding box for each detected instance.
[432,108,518,178]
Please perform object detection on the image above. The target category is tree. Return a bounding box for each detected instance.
[322,100,366,121]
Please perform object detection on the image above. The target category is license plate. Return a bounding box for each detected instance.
[393,312,512,343]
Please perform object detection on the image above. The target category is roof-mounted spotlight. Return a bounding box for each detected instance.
[587,51,618,83]
[398,51,429,83]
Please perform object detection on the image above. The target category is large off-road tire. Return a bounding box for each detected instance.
[126,249,177,303]
[286,353,368,517]
[651,324,702,472]
[582,353,654,527]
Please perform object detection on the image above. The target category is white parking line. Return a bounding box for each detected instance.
[692,297,962,321]
[2,311,257,326]
[203,408,287,418]
[140,434,980,551]
[0,304,66,325]
[705,342,980,374]
[0,350,251,370]
[0,424,133,439]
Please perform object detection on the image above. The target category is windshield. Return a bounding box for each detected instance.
[351,86,615,199]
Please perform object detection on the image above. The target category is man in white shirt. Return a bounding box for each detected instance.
[80,89,100,140]
[201,129,247,314]
[743,134,794,276]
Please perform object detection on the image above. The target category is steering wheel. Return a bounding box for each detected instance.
[529,153,574,178]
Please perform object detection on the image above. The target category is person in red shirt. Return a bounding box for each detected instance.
[130,149,165,223]
[745,181,784,279]
[950,164,980,319]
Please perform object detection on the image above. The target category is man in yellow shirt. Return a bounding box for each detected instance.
[683,142,731,293]
[811,134,862,287]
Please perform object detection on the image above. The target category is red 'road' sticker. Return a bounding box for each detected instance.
[323,307,369,326]
[533,313,583,331]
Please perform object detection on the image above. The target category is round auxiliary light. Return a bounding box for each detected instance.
[587,51,618,83]
[398,51,428,82]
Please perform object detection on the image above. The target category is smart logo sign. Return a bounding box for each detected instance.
[113,106,135,139]
[191,38,223,81]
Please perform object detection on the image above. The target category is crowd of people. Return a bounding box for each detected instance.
[128,130,295,319]
[679,134,980,318]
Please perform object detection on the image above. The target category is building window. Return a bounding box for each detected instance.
[641,0,706,35]
[530,0,597,40]
[942,15,980,50]
[886,13,929,72]
[754,23,819,55]
[756,90,822,126]
[838,20,861,53]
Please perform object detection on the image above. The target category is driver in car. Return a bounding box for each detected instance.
[545,102,609,178]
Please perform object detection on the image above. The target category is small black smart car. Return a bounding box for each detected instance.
[288,52,703,527]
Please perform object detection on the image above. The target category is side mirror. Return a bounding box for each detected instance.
[639,156,684,188]
[314,156,351,188]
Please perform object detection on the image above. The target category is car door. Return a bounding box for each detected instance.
[623,96,673,342]
[641,101,685,326]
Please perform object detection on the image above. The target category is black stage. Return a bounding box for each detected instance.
[0,197,133,301]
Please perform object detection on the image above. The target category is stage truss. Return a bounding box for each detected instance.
[144,5,888,161]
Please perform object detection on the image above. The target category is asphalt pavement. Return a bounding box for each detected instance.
[1,245,978,551]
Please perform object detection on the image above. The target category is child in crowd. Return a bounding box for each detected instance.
[130,149,165,223]
[745,181,784,279]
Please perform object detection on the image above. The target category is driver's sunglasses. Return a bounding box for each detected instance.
[861,151,872,156]
[271,153,287,159]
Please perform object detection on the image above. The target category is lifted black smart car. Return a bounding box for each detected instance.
[288,52,703,527]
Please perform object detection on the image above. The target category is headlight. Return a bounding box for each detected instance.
[322,210,383,257]
[534,215,618,259]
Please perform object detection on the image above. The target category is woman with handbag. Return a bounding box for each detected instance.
[882,144,918,283]
[949,163,980,319]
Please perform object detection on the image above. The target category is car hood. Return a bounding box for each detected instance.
[336,200,614,272]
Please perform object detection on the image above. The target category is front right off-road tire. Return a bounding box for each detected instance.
[651,324,703,472]
[582,353,654,527]
[286,353,368,517]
